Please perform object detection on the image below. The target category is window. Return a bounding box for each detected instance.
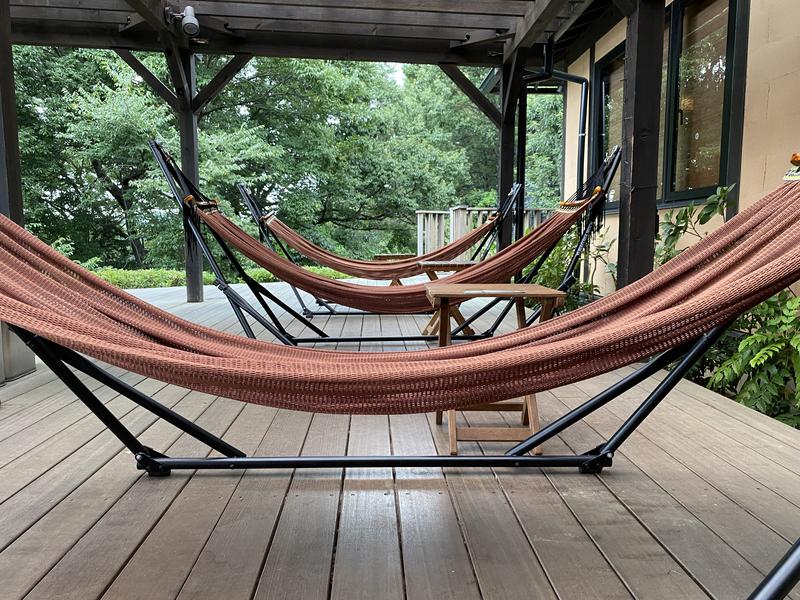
[670,0,730,194]
[597,51,625,204]
[592,0,738,206]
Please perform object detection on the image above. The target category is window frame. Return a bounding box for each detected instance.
[590,0,743,210]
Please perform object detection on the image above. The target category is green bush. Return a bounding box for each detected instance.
[709,291,800,427]
[92,266,348,289]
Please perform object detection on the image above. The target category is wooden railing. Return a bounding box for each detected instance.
[416,206,550,256]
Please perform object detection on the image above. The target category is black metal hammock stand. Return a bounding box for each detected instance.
[151,140,620,345]
[236,180,522,319]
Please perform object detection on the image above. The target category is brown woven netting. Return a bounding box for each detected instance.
[197,202,587,314]
[0,180,798,415]
[265,215,496,280]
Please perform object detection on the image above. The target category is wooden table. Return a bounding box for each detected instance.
[418,260,479,336]
[425,283,567,455]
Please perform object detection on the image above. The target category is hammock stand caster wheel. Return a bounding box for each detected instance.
[578,451,613,474]
[136,451,172,477]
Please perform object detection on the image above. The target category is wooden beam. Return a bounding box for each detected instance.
[10,23,502,65]
[164,41,191,107]
[617,0,664,288]
[505,0,569,60]
[11,0,532,17]
[450,29,512,50]
[611,0,637,17]
[0,0,23,225]
[553,0,595,42]
[115,49,179,110]
[439,64,500,128]
[124,0,168,35]
[192,54,251,114]
[185,3,519,30]
[176,49,203,303]
[0,0,36,380]
[497,50,526,249]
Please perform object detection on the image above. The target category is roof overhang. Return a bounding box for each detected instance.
[9,0,604,66]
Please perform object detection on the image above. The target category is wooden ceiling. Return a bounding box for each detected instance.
[8,0,605,65]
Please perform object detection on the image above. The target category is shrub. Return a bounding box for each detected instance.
[709,291,800,427]
[92,266,348,289]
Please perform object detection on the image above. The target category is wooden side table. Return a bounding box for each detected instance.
[425,283,566,455]
[418,260,479,336]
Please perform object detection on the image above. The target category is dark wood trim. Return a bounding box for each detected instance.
[176,50,203,303]
[439,64,501,128]
[0,0,24,224]
[617,0,664,288]
[192,54,252,115]
[115,49,179,111]
[505,0,570,60]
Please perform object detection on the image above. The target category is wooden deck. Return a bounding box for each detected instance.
[0,282,798,600]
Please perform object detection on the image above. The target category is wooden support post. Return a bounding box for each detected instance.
[176,49,204,303]
[515,88,527,241]
[0,0,36,382]
[616,0,664,288]
[497,54,522,250]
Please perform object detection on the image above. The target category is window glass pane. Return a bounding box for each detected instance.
[673,0,729,192]
[601,55,625,204]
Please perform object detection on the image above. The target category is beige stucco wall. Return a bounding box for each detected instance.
[739,0,800,209]
[564,1,800,295]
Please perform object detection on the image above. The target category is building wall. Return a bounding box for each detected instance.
[563,0,800,295]
[739,0,800,209]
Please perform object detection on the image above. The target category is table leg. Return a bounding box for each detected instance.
[448,409,458,455]
[437,299,451,346]
[514,298,526,329]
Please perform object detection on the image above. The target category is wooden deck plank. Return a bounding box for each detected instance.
[426,411,558,600]
[175,410,315,600]
[24,397,245,600]
[253,412,349,600]
[538,392,778,599]
[390,413,481,600]
[330,415,404,600]
[464,412,633,600]
[101,403,278,600]
[0,390,217,599]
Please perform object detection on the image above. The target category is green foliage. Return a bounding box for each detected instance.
[524,228,596,311]
[708,292,800,427]
[14,49,564,269]
[655,184,734,266]
[92,266,348,289]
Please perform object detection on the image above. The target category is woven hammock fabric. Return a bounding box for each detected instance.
[266,216,496,280]
[198,204,586,314]
[0,181,798,415]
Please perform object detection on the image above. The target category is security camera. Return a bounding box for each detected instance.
[181,6,200,37]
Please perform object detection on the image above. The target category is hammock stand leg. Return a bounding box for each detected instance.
[11,327,246,477]
[747,539,800,600]
[11,324,726,478]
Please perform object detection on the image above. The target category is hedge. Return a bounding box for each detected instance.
[93,266,349,289]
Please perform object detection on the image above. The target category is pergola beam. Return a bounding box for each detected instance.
[439,64,500,128]
[11,0,532,17]
[114,49,179,110]
[505,0,570,60]
[124,0,169,35]
[192,54,252,114]
[617,0,664,288]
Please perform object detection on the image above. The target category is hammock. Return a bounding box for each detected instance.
[195,201,589,314]
[0,180,798,415]
[260,212,497,281]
